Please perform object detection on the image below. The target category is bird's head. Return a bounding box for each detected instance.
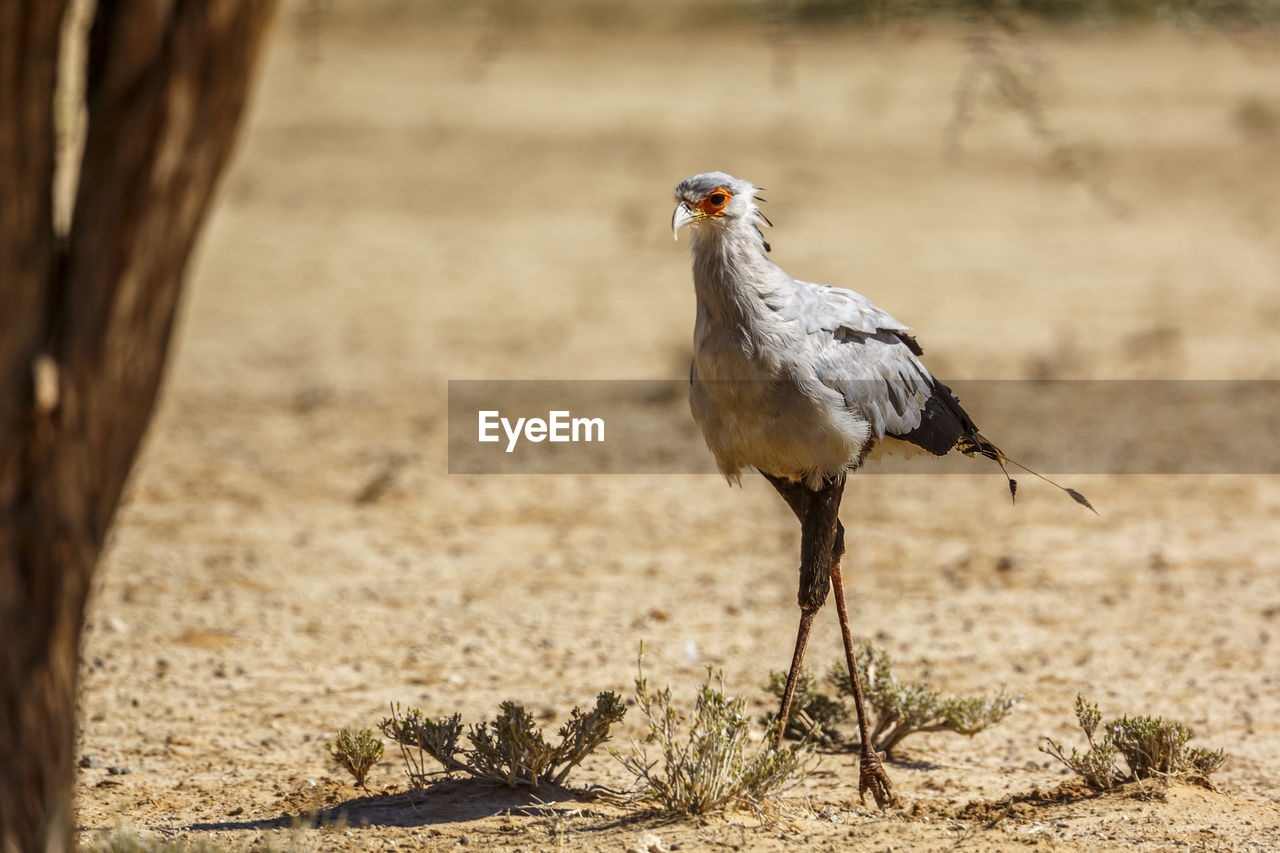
[672,172,770,249]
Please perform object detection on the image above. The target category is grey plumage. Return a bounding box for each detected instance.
[674,171,991,490]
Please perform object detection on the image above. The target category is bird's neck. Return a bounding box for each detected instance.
[689,225,782,327]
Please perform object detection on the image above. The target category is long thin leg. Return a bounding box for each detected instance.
[773,607,816,749]
[831,560,896,808]
[766,472,895,806]
[765,473,813,745]
[764,473,841,745]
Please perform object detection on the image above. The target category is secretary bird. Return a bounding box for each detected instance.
[671,171,1092,808]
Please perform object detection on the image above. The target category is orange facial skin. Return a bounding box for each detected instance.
[694,188,732,216]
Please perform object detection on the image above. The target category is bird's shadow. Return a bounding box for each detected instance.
[182,777,590,832]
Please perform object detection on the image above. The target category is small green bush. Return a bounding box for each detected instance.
[381,692,625,790]
[1041,694,1228,789]
[616,647,814,816]
[765,642,1016,757]
[327,728,384,788]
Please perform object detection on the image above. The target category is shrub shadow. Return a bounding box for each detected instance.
[184,777,588,832]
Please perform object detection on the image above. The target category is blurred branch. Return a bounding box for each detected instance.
[946,9,1131,217]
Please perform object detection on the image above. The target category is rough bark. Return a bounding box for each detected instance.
[0,2,274,850]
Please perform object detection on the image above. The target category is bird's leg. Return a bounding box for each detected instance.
[797,475,842,617]
[764,474,819,747]
[766,473,894,806]
[830,557,897,809]
[764,473,846,748]
[773,606,816,750]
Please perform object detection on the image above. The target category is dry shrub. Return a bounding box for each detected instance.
[1041,694,1228,790]
[615,647,814,816]
[765,642,1016,757]
[327,728,384,788]
[380,693,625,790]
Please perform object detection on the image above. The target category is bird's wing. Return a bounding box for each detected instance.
[787,280,911,338]
[781,280,984,455]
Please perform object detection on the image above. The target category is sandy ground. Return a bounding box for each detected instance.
[75,7,1280,851]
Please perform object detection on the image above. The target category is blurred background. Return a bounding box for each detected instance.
[180,0,1280,398]
[78,0,1280,841]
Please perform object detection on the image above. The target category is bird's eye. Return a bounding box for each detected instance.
[708,192,727,206]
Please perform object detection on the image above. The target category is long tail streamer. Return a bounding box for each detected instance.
[960,433,1097,514]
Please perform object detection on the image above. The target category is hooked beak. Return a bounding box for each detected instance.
[672,201,699,241]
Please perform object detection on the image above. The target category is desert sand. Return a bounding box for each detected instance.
[76,6,1280,850]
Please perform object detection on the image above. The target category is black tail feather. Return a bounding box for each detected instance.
[894,378,1095,513]
[964,431,1097,514]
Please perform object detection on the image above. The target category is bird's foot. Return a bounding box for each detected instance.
[857,748,897,810]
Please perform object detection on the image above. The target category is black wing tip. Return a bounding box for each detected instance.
[893,379,983,458]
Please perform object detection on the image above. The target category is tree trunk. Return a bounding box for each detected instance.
[0,2,273,849]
